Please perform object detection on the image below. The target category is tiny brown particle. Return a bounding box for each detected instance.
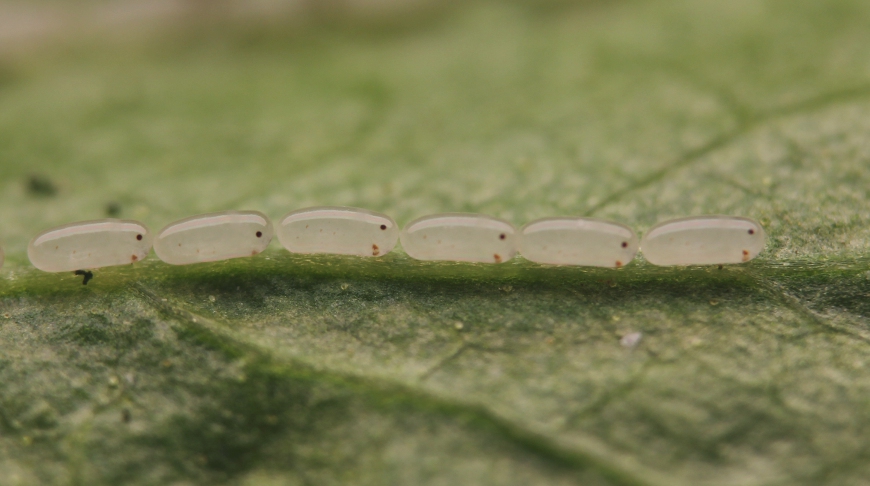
[499,233,506,240]
[136,234,143,241]
[131,255,138,262]
[615,260,622,267]
[380,224,387,230]
[372,244,380,256]
[621,241,628,248]
[252,250,258,256]
[748,229,755,235]
[742,250,750,262]
[493,254,502,263]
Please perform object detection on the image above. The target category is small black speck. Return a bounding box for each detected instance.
[27,174,57,197]
[499,234,506,240]
[748,229,755,235]
[136,234,143,241]
[256,231,263,238]
[105,202,121,217]
[74,270,94,285]
[621,241,628,248]
[380,225,387,230]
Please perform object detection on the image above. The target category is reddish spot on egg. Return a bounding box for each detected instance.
[131,255,138,262]
[615,260,622,267]
[136,234,143,241]
[493,254,502,263]
[621,241,628,248]
[256,231,263,238]
[748,229,755,235]
[372,244,380,256]
[499,233,506,240]
[380,224,387,230]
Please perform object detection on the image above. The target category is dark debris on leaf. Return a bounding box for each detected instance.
[74,270,94,285]
[27,174,58,197]
[106,201,122,217]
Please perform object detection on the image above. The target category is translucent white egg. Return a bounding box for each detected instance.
[640,215,766,266]
[400,213,517,263]
[154,211,273,265]
[277,206,398,257]
[519,217,638,267]
[28,219,152,272]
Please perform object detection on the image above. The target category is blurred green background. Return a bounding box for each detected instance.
[1,1,869,485]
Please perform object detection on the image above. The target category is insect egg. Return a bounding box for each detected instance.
[277,206,399,257]
[154,210,272,265]
[27,219,153,272]
[400,213,517,263]
[640,215,766,266]
[518,217,638,267]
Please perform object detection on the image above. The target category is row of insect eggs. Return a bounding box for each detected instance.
[14,207,766,273]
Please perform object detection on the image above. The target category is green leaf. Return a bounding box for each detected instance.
[2,1,870,484]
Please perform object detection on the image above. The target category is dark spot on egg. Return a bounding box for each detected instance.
[493,254,502,263]
[256,231,263,238]
[748,229,755,235]
[615,260,622,267]
[136,234,143,241]
[372,244,380,256]
[499,233,506,240]
[380,224,387,230]
[131,255,138,262]
[621,241,628,248]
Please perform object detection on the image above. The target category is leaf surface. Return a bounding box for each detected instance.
[1,1,870,484]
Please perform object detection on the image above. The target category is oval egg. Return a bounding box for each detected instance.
[154,210,273,265]
[278,206,398,257]
[400,213,517,263]
[640,215,766,266]
[519,217,638,267]
[28,219,152,272]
